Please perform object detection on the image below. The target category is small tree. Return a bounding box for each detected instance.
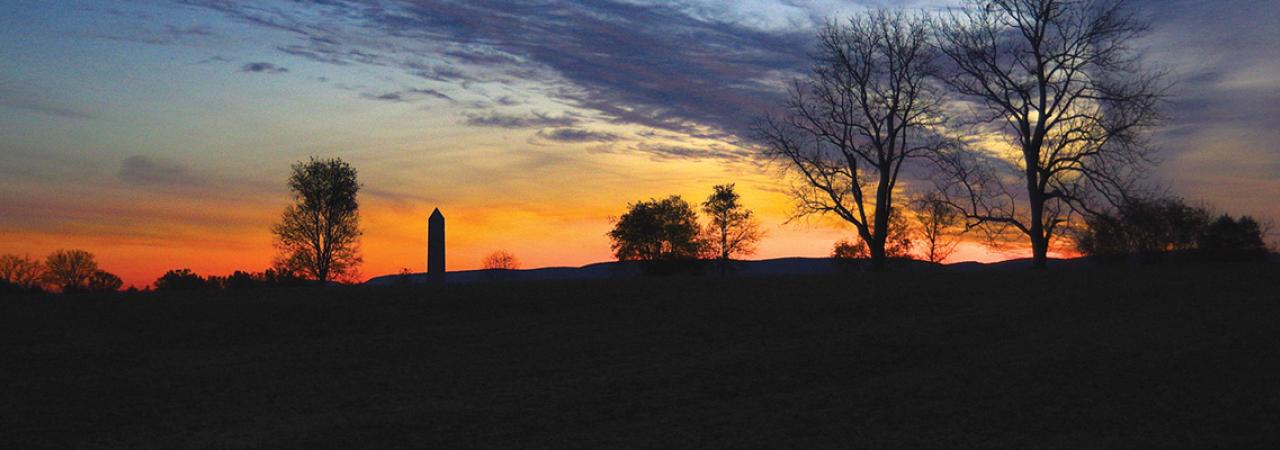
[0,254,44,291]
[911,192,961,263]
[43,249,100,293]
[832,209,914,263]
[1199,215,1268,261]
[155,269,211,291]
[832,239,869,260]
[700,184,762,268]
[86,270,122,293]
[272,157,363,283]
[481,251,521,270]
[608,196,704,261]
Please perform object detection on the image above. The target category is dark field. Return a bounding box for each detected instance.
[4,264,1280,447]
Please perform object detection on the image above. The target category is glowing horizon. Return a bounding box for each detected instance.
[1,0,1276,288]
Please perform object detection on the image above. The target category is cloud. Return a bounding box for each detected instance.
[462,111,581,128]
[590,142,756,162]
[361,88,454,102]
[534,128,620,143]
[189,0,813,139]
[94,23,218,45]
[189,0,1280,175]
[240,62,288,73]
[117,155,200,187]
[0,82,94,119]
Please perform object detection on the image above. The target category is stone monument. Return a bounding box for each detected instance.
[428,208,445,282]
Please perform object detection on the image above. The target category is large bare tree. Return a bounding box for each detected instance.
[933,0,1165,268]
[757,10,944,271]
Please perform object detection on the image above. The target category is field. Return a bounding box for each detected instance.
[4,263,1280,447]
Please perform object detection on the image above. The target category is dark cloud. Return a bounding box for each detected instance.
[494,96,521,106]
[462,111,581,128]
[240,62,288,73]
[190,0,1279,173]
[534,128,620,143]
[361,88,454,102]
[118,155,200,187]
[590,142,754,162]
[190,0,810,140]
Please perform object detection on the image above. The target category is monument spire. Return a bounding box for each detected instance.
[428,208,445,282]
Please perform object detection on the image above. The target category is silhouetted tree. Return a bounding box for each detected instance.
[272,157,363,283]
[481,251,521,270]
[832,238,869,260]
[700,184,762,270]
[155,269,212,291]
[911,192,962,263]
[933,0,1165,269]
[395,268,414,285]
[85,270,122,293]
[758,10,944,271]
[832,208,914,264]
[1076,196,1209,261]
[43,249,100,293]
[883,207,914,258]
[609,196,704,261]
[0,254,45,292]
[1199,215,1268,261]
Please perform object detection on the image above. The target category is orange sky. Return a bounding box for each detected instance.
[0,0,1271,288]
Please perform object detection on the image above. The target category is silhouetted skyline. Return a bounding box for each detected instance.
[1,0,1276,287]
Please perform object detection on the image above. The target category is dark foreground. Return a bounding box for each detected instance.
[4,264,1280,447]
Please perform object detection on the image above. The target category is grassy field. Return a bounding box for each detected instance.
[4,263,1280,447]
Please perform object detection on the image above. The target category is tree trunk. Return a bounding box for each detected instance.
[1028,194,1049,270]
[868,240,887,272]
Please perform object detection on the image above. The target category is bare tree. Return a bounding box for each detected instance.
[43,249,99,292]
[272,157,363,283]
[911,191,962,263]
[0,254,44,291]
[933,0,1165,268]
[481,251,521,270]
[757,10,944,271]
[700,184,763,267]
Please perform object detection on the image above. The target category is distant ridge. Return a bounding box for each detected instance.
[364,257,1095,286]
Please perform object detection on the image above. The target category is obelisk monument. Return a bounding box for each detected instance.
[428,208,445,282]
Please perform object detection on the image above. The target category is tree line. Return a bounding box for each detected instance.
[0,250,122,294]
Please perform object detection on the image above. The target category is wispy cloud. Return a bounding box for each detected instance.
[361,88,454,103]
[462,111,581,128]
[118,155,201,187]
[0,83,94,119]
[240,62,288,74]
[534,128,620,143]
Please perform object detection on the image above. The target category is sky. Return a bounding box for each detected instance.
[1,0,1277,287]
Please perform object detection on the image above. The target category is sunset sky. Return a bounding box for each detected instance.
[2,0,1277,287]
